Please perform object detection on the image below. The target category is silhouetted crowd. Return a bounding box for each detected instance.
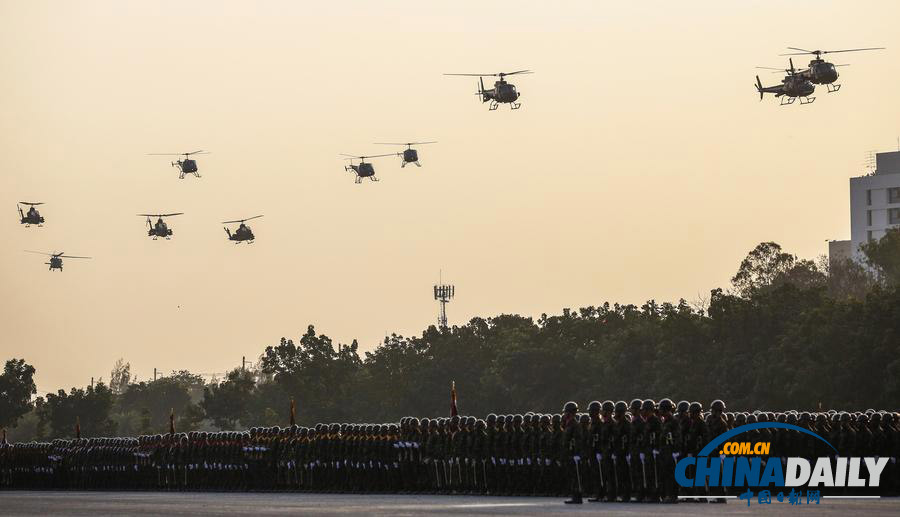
[2,399,899,503]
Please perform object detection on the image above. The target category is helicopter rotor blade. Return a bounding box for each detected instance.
[24,250,53,256]
[18,201,44,206]
[756,66,787,71]
[445,70,532,77]
[222,215,264,224]
[60,255,91,259]
[184,150,208,156]
[373,141,437,146]
[782,46,885,56]
[160,212,184,217]
[341,153,397,160]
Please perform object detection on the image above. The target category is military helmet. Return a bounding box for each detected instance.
[641,399,656,411]
[658,398,674,412]
[614,401,627,414]
[563,401,578,414]
[579,413,591,425]
[601,400,615,413]
[676,400,690,414]
[587,401,601,415]
[711,399,726,412]
[630,399,642,411]
[689,402,702,414]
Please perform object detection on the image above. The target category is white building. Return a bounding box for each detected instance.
[831,150,900,264]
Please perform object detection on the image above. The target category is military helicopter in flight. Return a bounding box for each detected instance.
[24,250,91,271]
[340,153,396,183]
[373,141,437,168]
[223,215,263,243]
[755,59,816,105]
[444,70,532,110]
[138,213,183,239]
[780,46,884,93]
[147,151,208,179]
[17,202,45,227]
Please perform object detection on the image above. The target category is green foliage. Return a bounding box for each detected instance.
[0,358,37,429]
[201,368,256,429]
[36,383,116,439]
[8,240,897,442]
[117,373,204,433]
[861,227,900,287]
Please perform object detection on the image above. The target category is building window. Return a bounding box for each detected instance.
[867,189,872,206]
[890,187,900,204]
[890,208,900,225]
[868,210,873,226]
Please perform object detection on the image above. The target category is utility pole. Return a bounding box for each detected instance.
[433,271,455,328]
[153,368,158,382]
[242,356,246,371]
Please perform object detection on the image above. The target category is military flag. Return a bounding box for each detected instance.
[450,380,458,416]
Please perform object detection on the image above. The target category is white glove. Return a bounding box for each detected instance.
[573,455,581,462]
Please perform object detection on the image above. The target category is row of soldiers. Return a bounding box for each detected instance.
[2,399,899,503]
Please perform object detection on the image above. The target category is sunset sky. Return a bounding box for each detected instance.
[2,1,899,393]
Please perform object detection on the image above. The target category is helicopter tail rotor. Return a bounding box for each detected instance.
[755,76,763,100]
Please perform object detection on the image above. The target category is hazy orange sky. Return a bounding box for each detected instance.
[2,1,899,394]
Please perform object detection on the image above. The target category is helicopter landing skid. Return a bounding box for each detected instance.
[827,83,841,93]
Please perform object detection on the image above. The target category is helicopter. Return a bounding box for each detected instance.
[780,46,884,93]
[24,250,91,271]
[18,202,45,227]
[223,215,263,243]
[373,141,437,168]
[138,213,183,239]
[147,151,208,179]
[340,153,396,183]
[444,70,532,110]
[755,59,816,105]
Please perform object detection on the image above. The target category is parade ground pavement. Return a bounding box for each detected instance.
[0,492,898,516]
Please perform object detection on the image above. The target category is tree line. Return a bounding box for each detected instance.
[3,230,899,442]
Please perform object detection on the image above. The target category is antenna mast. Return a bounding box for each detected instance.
[433,273,455,328]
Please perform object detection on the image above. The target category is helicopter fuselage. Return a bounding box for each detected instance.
[47,257,62,271]
[802,59,839,85]
[19,208,44,226]
[173,158,200,179]
[226,224,255,242]
[781,75,816,97]
[482,80,520,104]
[402,149,419,163]
[345,161,378,183]
[148,220,173,238]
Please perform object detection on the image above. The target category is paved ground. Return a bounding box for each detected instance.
[0,492,897,516]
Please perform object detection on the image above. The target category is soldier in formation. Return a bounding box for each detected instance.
[2,402,899,502]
